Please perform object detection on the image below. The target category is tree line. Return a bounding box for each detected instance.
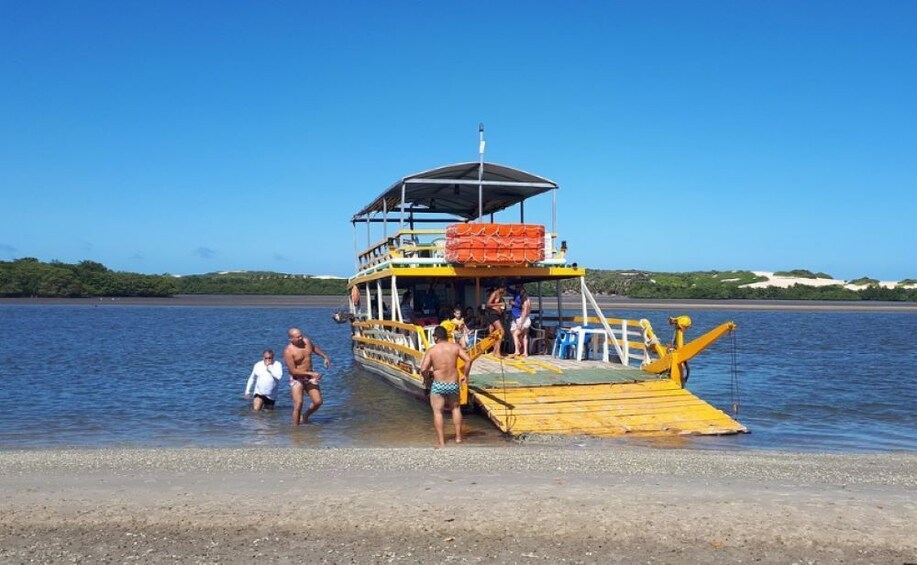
[2,259,914,301]
[0,259,347,297]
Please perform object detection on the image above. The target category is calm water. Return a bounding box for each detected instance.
[0,304,915,452]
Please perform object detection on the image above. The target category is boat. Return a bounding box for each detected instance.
[346,145,746,438]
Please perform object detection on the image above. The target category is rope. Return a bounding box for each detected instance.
[499,355,510,433]
[730,330,740,416]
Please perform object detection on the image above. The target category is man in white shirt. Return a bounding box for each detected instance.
[244,349,283,410]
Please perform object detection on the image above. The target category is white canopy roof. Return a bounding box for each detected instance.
[352,162,558,221]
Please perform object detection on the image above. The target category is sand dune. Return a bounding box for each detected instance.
[742,270,903,290]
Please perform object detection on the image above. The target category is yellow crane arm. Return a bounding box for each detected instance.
[675,321,737,363]
[641,321,736,386]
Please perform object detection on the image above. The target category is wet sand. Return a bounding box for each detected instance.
[1,446,914,563]
[2,294,916,312]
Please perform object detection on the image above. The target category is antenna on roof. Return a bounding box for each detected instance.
[477,123,485,221]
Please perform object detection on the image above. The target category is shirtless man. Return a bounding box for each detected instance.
[484,285,507,358]
[419,326,472,448]
[283,327,331,426]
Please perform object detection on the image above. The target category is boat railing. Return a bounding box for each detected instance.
[540,314,648,366]
[356,228,446,272]
[352,319,430,374]
[531,279,653,367]
[355,227,568,276]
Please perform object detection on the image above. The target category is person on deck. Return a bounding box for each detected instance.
[485,285,507,358]
[449,307,468,347]
[509,284,532,357]
[464,306,479,330]
[244,349,283,410]
[419,326,472,448]
[283,327,331,426]
[400,290,414,324]
[422,282,440,315]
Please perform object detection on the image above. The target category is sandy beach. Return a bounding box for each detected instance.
[1,446,914,563]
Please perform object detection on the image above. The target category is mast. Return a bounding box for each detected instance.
[477,123,485,222]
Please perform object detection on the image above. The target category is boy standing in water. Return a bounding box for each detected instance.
[420,326,472,448]
[284,327,331,426]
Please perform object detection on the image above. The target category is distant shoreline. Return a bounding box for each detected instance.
[2,294,916,312]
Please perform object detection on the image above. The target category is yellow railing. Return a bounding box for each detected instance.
[352,319,430,350]
[539,314,649,365]
[357,229,447,271]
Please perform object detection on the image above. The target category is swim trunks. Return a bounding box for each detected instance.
[254,393,275,407]
[485,309,502,326]
[430,380,460,397]
[290,375,320,388]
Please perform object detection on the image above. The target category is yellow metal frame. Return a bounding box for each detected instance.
[641,319,737,386]
[572,315,642,328]
[455,327,503,404]
[353,319,429,349]
[350,265,585,287]
[352,335,424,360]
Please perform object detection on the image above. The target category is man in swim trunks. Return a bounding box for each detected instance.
[283,327,331,426]
[419,326,472,448]
[244,349,283,410]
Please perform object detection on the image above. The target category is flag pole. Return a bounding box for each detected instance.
[477,123,485,222]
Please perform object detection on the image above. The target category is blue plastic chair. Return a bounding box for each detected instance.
[580,330,593,359]
[552,328,578,359]
[466,329,483,348]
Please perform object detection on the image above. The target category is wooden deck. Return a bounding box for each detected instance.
[468,354,747,437]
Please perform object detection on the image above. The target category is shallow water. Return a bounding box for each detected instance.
[0,304,914,452]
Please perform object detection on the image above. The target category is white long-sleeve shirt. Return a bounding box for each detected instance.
[244,360,283,399]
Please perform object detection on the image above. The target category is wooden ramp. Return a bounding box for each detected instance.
[470,379,747,437]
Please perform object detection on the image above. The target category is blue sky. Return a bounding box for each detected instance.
[1,1,914,280]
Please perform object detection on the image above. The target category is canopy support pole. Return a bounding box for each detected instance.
[552,188,557,253]
[580,276,588,326]
[537,281,543,328]
[400,182,406,233]
[392,275,401,322]
[475,278,481,313]
[352,222,358,271]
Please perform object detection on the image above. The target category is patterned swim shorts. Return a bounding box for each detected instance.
[430,380,460,397]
